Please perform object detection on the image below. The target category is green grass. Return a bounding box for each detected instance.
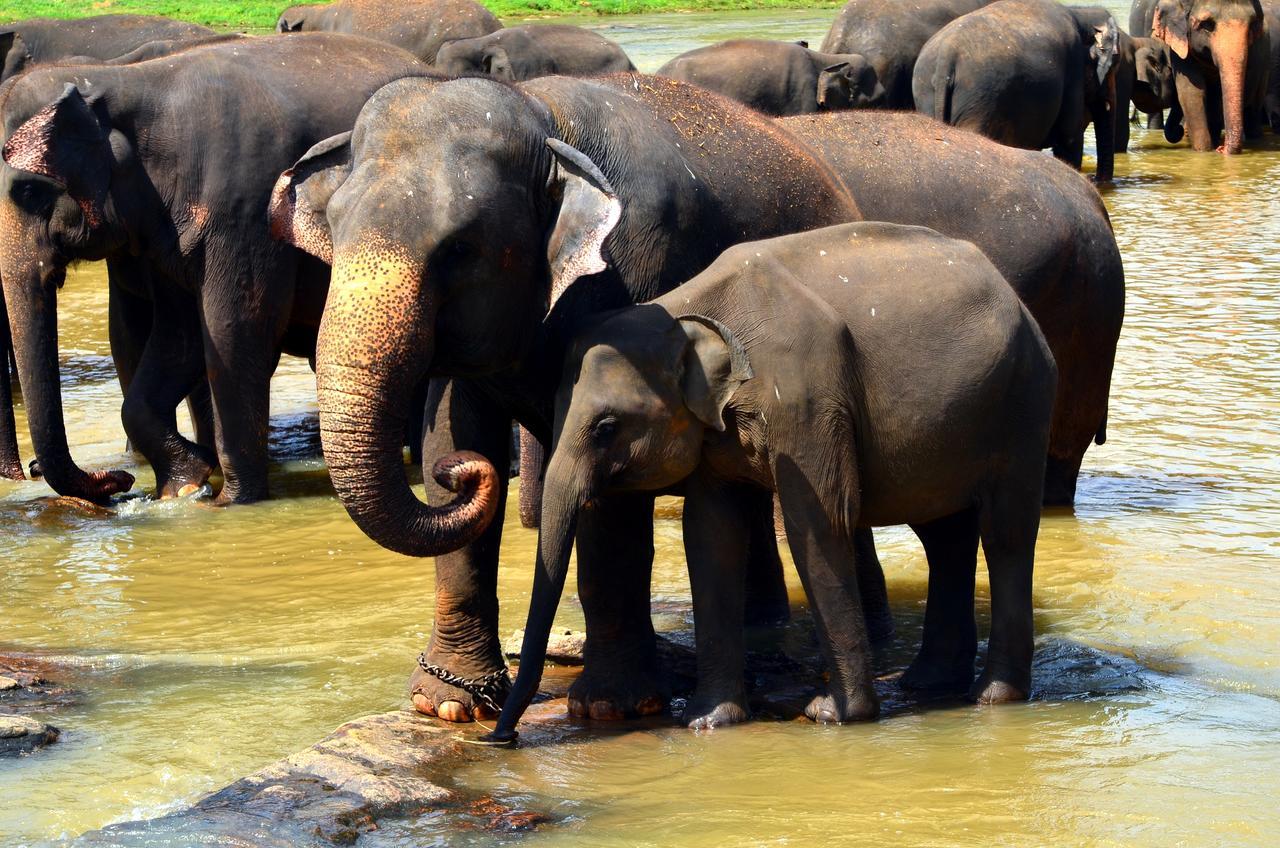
[1,0,841,31]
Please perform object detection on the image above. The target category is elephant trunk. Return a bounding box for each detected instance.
[0,278,24,480]
[1094,72,1117,181]
[0,255,132,500]
[486,454,583,743]
[315,245,500,557]
[1215,21,1251,154]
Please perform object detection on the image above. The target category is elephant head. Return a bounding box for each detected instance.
[487,306,752,742]
[0,82,136,501]
[817,55,886,110]
[269,77,624,556]
[434,39,516,80]
[1,31,32,82]
[1133,38,1177,112]
[1152,0,1264,152]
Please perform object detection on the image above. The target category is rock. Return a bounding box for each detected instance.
[0,676,19,691]
[76,704,576,846]
[0,715,60,756]
[503,629,586,665]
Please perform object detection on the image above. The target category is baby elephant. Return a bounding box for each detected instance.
[913,0,1121,180]
[487,222,1056,742]
[656,39,885,115]
[433,24,634,80]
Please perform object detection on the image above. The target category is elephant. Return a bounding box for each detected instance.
[0,34,434,505]
[820,0,995,108]
[270,73,870,722]
[1119,34,1177,146]
[912,0,1122,181]
[1133,0,1269,152]
[489,222,1057,741]
[1264,0,1280,129]
[781,109,1124,512]
[275,0,501,65]
[433,24,635,80]
[654,39,884,115]
[271,72,1121,725]
[0,15,215,82]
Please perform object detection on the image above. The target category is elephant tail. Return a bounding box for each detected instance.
[932,69,954,124]
[1095,412,1107,446]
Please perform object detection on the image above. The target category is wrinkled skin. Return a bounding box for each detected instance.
[1263,0,1280,129]
[913,0,1122,181]
[820,0,995,108]
[1138,0,1268,152]
[433,24,634,80]
[655,39,885,115]
[0,15,215,82]
[0,35,442,505]
[781,110,1125,509]
[490,222,1056,742]
[275,0,501,64]
[271,73,865,722]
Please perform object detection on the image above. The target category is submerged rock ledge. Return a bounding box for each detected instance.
[77,701,575,847]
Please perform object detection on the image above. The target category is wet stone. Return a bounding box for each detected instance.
[0,715,60,756]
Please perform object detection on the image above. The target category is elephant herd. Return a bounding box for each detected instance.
[12,0,1238,741]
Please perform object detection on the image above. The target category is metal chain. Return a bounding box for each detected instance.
[416,653,511,715]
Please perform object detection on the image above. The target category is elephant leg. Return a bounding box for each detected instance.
[742,487,790,626]
[971,483,1039,704]
[568,490,668,720]
[681,476,750,729]
[107,260,152,457]
[854,527,895,645]
[1175,70,1216,151]
[120,285,217,498]
[899,507,979,695]
[1146,109,1165,130]
[199,261,289,505]
[406,377,429,467]
[517,426,544,529]
[185,380,216,454]
[408,377,512,723]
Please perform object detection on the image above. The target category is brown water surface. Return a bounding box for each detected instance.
[2,8,1279,846]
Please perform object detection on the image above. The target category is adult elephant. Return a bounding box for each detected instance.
[655,39,884,115]
[0,15,215,82]
[781,109,1124,510]
[913,0,1122,181]
[1263,0,1280,129]
[273,73,1121,723]
[434,24,634,80]
[0,34,435,505]
[275,0,501,64]
[820,0,995,108]
[1133,0,1268,152]
[271,73,866,722]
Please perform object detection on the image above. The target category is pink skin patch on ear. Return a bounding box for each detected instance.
[268,168,333,264]
[0,102,60,180]
[548,195,620,312]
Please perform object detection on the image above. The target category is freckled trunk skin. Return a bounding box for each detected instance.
[490,456,581,740]
[0,285,23,480]
[315,246,500,556]
[517,426,543,529]
[1215,23,1251,154]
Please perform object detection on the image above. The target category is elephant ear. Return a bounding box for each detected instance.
[676,314,753,432]
[1,31,31,80]
[1092,16,1121,86]
[483,46,514,80]
[1152,0,1191,59]
[544,137,622,312]
[268,131,352,264]
[1,83,113,227]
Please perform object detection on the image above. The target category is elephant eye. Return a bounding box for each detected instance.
[592,416,618,442]
[1193,16,1214,31]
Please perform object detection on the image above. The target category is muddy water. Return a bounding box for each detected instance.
[2,7,1279,846]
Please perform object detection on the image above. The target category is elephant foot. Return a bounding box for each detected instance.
[969,671,1029,705]
[409,655,508,723]
[1042,454,1080,508]
[684,692,749,730]
[156,449,217,500]
[567,664,668,721]
[899,654,974,696]
[805,686,879,724]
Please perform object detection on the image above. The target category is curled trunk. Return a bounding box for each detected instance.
[315,249,500,557]
[1,258,132,501]
[485,458,582,743]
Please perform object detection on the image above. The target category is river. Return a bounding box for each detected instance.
[1,6,1278,846]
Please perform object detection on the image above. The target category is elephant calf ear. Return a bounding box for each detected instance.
[1152,1,1191,59]
[269,131,352,265]
[1,83,113,227]
[545,138,622,312]
[1092,17,1122,85]
[676,314,753,432]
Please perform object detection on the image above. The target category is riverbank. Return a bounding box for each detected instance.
[1,0,841,30]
